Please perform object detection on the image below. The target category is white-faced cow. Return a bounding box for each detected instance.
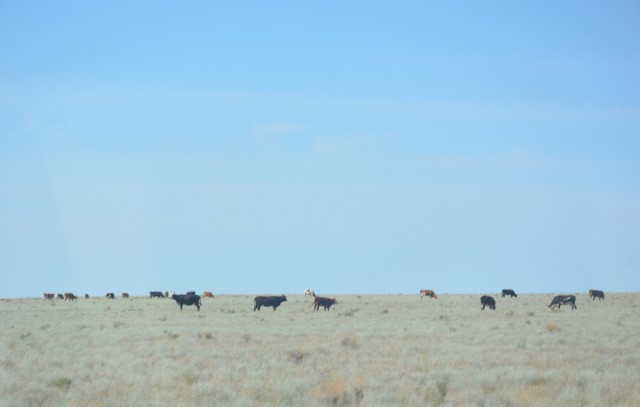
[254,295,287,311]
[549,295,577,310]
[588,290,604,301]
[313,296,338,311]
[501,289,517,298]
[106,293,115,299]
[171,293,201,311]
[420,289,437,299]
[481,295,496,310]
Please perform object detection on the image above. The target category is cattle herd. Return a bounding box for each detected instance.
[39,288,606,313]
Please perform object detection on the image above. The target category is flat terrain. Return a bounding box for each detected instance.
[1,293,639,406]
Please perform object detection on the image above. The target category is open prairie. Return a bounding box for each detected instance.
[1,293,639,406]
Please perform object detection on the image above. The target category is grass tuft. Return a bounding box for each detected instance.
[49,377,72,390]
[544,322,561,332]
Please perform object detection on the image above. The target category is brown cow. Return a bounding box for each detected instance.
[165,291,170,299]
[43,293,55,300]
[420,289,437,299]
[122,292,129,298]
[313,296,338,311]
[203,291,214,298]
[64,293,78,301]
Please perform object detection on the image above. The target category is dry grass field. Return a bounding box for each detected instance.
[1,292,639,406]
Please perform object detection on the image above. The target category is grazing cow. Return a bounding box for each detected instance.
[203,291,214,298]
[420,289,438,299]
[304,289,315,297]
[150,291,164,299]
[481,295,496,310]
[43,293,55,300]
[588,289,605,301]
[549,295,577,310]
[171,294,201,311]
[313,296,338,311]
[106,293,115,299]
[64,293,78,301]
[57,294,64,300]
[254,295,287,311]
[84,294,89,299]
[501,289,517,298]
[122,292,129,298]
[165,291,170,299]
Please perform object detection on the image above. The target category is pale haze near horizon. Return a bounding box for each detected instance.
[1,1,639,298]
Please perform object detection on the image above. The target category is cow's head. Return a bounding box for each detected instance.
[281,295,288,302]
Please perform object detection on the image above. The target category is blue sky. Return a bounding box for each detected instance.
[1,1,639,298]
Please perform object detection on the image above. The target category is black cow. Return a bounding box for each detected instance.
[501,289,517,298]
[481,295,496,310]
[313,296,338,311]
[588,289,605,301]
[150,291,164,298]
[549,295,577,310]
[172,294,201,311]
[253,295,287,311]
[106,293,115,299]
[186,291,196,295]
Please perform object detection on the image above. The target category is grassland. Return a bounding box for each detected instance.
[1,293,639,406]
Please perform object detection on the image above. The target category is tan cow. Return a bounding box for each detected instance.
[203,291,214,298]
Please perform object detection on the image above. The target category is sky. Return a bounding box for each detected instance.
[1,1,639,298]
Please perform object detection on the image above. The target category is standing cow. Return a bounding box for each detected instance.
[203,291,214,298]
[588,290,604,301]
[501,289,517,298]
[254,295,287,311]
[549,295,577,310]
[106,293,115,299]
[313,296,338,311]
[150,291,164,299]
[172,293,202,311]
[481,295,496,310]
[420,289,437,299]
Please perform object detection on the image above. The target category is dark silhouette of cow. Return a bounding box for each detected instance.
[548,295,577,310]
[122,292,129,298]
[57,294,64,300]
[588,290,604,301]
[186,291,196,295]
[43,293,54,300]
[106,293,115,299]
[172,294,201,311]
[501,289,517,298]
[84,294,89,299]
[254,295,287,311]
[64,293,77,301]
[313,296,338,311]
[481,295,496,310]
[203,291,214,298]
[150,291,164,299]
